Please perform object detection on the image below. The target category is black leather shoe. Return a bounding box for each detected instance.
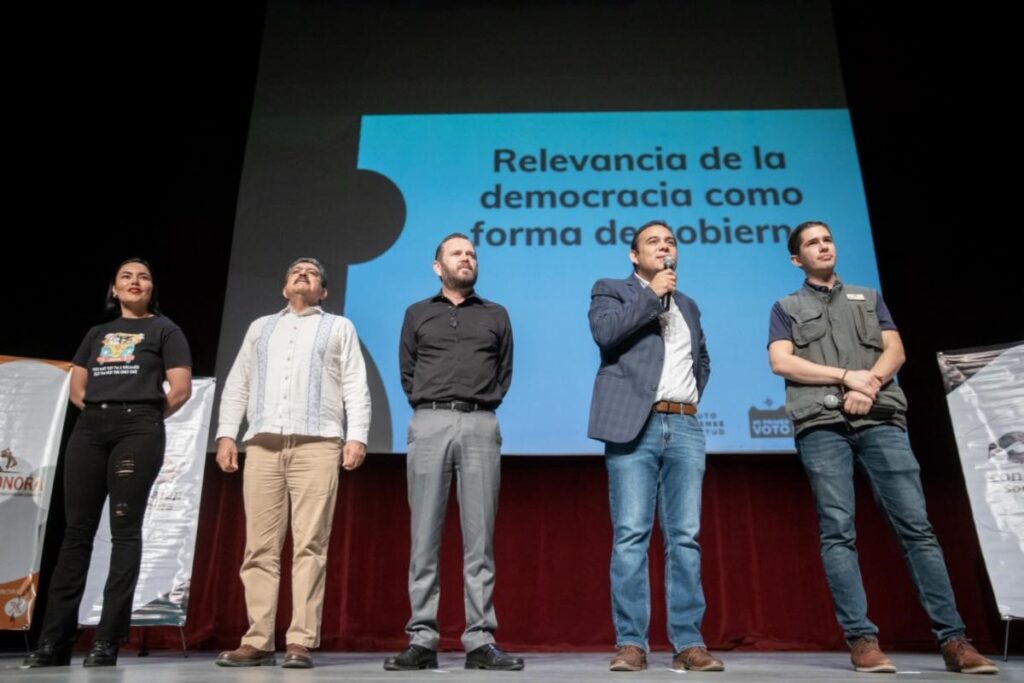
[383,644,438,671]
[22,641,71,668]
[465,643,524,671]
[83,640,119,667]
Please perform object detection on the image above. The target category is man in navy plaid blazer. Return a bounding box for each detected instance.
[587,221,721,674]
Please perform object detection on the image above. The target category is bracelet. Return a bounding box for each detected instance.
[840,369,848,384]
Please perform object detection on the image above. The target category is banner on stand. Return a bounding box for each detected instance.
[938,341,1024,619]
[0,356,72,631]
[79,378,216,628]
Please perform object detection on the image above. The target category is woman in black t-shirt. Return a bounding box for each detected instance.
[24,258,192,669]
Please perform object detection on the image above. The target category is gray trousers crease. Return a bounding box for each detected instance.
[405,409,501,651]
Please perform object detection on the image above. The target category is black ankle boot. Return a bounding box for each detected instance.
[22,641,71,668]
[83,640,119,667]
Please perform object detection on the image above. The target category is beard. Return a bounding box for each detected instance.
[440,262,478,291]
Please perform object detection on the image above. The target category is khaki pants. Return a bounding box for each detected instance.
[240,434,341,650]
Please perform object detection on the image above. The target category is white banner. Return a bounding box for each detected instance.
[0,356,72,631]
[938,341,1024,619]
[79,378,215,627]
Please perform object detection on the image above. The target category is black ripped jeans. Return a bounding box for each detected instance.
[39,402,164,644]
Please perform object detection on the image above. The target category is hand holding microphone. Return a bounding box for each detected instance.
[652,256,676,310]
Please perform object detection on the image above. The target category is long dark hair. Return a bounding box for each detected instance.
[103,257,162,318]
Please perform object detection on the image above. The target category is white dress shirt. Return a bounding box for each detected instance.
[634,274,699,405]
[216,306,371,444]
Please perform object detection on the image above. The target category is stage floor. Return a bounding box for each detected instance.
[1,651,1020,682]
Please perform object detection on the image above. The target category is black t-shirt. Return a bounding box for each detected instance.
[73,316,192,405]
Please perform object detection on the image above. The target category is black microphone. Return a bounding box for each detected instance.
[823,393,897,419]
[661,256,676,310]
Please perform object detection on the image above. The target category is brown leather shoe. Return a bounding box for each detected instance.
[215,644,276,667]
[941,636,998,674]
[283,643,314,669]
[672,646,724,672]
[609,645,647,671]
[849,636,896,673]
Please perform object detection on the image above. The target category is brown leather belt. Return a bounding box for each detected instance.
[652,401,697,416]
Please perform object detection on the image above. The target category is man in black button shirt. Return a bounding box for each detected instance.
[384,233,522,672]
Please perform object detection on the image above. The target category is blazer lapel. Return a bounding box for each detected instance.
[623,272,640,300]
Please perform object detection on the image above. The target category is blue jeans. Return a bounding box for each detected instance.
[605,412,706,652]
[797,424,965,643]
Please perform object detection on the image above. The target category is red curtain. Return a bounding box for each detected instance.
[141,452,1002,653]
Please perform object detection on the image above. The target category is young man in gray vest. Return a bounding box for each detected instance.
[767,221,997,675]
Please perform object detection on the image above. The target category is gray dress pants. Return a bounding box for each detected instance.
[405,408,502,651]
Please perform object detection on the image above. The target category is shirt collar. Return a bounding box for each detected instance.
[803,276,843,295]
[279,304,325,318]
[633,272,651,288]
[430,290,483,306]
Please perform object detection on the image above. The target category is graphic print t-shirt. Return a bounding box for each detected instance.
[73,316,191,405]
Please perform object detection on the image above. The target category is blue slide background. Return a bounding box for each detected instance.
[345,110,880,454]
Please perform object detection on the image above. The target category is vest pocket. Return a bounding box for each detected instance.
[792,309,827,347]
[853,305,883,350]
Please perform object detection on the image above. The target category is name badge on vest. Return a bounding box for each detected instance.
[846,293,866,301]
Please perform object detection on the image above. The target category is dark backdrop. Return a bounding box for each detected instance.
[1,2,1018,655]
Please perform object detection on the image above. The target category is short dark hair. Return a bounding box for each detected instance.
[787,220,831,255]
[630,220,671,252]
[434,232,472,260]
[104,257,161,318]
[286,257,328,288]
